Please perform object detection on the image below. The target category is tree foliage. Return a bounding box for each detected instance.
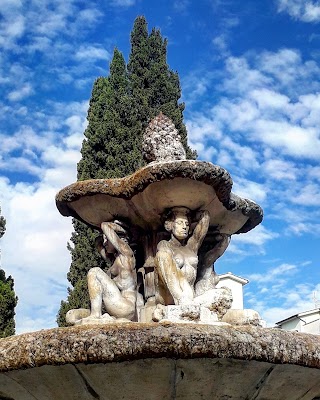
[57,16,195,326]
[128,17,196,158]
[0,209,5,240]
[0,208,18,337]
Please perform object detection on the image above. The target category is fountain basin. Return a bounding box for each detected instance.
[0,324,319,400]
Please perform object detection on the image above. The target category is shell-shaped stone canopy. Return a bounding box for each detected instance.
[56,160,263,235]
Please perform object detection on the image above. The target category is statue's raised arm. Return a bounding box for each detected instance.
[187,210,210,253]
[100,221,134,260]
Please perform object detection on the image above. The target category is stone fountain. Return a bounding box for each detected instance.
[56,113,263,327]
[1,114,320,399]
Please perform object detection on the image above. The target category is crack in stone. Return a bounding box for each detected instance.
[170,361,178,400]
[74,365,100,399]
[170,361,185,399]
[247,366,275,400]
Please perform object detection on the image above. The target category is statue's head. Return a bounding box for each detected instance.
[164,207,191,241]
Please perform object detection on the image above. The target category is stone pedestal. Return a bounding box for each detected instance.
[151,304,228,325]
[1,324,320,399]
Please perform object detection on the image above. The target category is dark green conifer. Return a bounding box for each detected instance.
[57,49,143,326]
[0,208,18,337]
[128,16,196,158]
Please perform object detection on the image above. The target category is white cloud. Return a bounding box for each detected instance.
[254,120,320,159]
[0,0,22,10]
[182,72,215,105]
[0,99,86,333]
[201,51,320,161]
[0,2,24,47]
[270,205,320,236]
[187,114,223,142]
[295,93,320,127]
[262,158,299,180]
[249,88,290,110]
[308,165,320,180]
[232,177,267,203]
[219,136,260,172]
[26,36,52,53]
[0,125,53,158]
[232,224,279,247]
[291,183,320,205]
[247,281,320,327]
[222,56,271,94]
[191,141,217,161]
[77,8,102,24]
[5,14,25,38]
[110,0,136,6]
[277,0,320,22]
[248,262,297,283]
[7,83,33,101]
[75,45,111,62]
[1,175,75,333]
[173,0,190,12]
[212,34,229,57]
[258,49,302,82]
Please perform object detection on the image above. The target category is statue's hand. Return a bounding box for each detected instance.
[112,220,129,234]
[196,209,210,221]
[102,221,127,235]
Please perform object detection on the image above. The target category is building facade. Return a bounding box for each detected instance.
[276,308,320,334]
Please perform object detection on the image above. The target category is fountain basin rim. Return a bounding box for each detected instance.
[0,323,319,373]
[55,160,263,234]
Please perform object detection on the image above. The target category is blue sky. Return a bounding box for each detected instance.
[1,0,320,333]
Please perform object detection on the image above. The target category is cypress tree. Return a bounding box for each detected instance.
[0,208,18,337]
[128,16,196,158]
[57,49,143,326]
[57,17,195,325]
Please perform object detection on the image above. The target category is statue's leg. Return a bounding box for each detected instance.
[155,250,193,305]
[87,267,105,318]
[90,268,135,320]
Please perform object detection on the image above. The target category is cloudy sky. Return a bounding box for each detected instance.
[1,0,320,333]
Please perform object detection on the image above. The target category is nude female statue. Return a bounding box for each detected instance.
[82,220,137,322]
[154,207,210,306]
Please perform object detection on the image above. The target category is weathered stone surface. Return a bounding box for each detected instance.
[142,113,186,163]
[151,304,221,324]
[1,324,320,399]
[1,324,320,371]
[56,160,263,234]
[222,308,263,326]
[1,358,320,400]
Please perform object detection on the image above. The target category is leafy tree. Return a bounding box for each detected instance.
[0,208,18,337]
[57,17,195,325]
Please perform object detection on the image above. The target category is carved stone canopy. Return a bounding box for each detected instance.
[56,160,263,235]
